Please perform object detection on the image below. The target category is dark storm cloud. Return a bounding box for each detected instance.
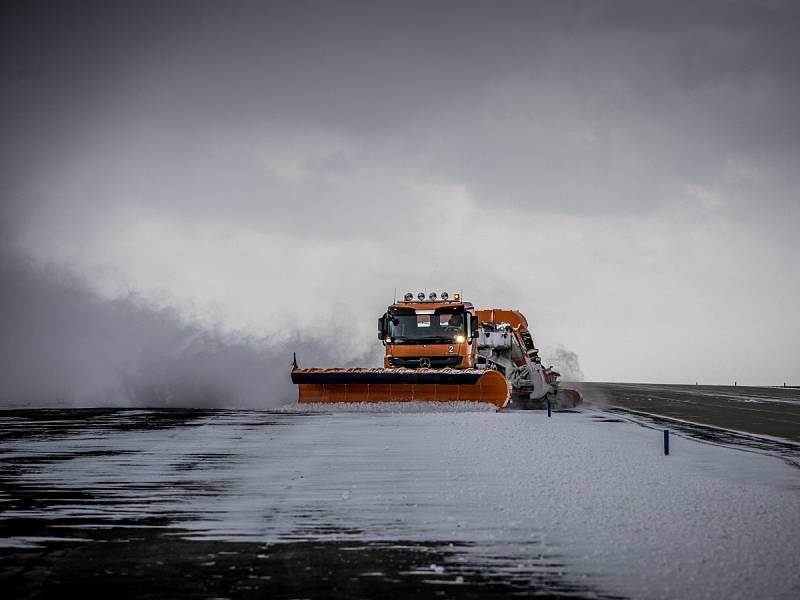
[1,1,799,387]
[3,1,799,232]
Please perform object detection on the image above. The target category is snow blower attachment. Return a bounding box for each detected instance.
[475,309,582,409]
[290,292,581,410]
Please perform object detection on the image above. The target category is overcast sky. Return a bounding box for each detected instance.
[2,0,799,386]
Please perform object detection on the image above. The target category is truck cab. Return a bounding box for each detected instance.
[377,292,480,369]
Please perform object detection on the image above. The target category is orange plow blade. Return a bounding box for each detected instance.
[291,368,510,409]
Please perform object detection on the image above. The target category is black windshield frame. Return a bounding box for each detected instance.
[386,306,467,344]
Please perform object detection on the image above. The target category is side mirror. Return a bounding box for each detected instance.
[470,315,480,338]
[378,316,386,340]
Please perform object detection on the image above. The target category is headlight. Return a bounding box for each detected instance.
[404,292,413,302]
[441,291,449,300]
[428,292,437,300]
[417,292,425,301]
[455,334,465,343]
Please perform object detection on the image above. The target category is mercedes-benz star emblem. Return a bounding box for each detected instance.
[419,358,431,368]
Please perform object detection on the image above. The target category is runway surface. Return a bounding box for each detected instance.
[577,382,800,442]
[1,385,799,599]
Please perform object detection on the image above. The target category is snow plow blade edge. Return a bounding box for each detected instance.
[291,368,509,408]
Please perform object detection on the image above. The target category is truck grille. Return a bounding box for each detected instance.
[388,356,463,368]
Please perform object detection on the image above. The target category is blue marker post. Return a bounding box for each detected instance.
[546,397,552,418]
[663,430,670,456]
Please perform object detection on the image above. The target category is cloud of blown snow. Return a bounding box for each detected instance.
[543,346,585,383]
[0,257,379,408]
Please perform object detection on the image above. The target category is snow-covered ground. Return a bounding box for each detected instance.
[1,408,799,599]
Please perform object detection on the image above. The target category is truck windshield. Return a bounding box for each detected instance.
[388,312,465,343]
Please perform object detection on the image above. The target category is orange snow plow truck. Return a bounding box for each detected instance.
[290,291,582,410]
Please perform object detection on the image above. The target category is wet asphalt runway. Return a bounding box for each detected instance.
[1,385,798,599]
[576,382,800,442]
